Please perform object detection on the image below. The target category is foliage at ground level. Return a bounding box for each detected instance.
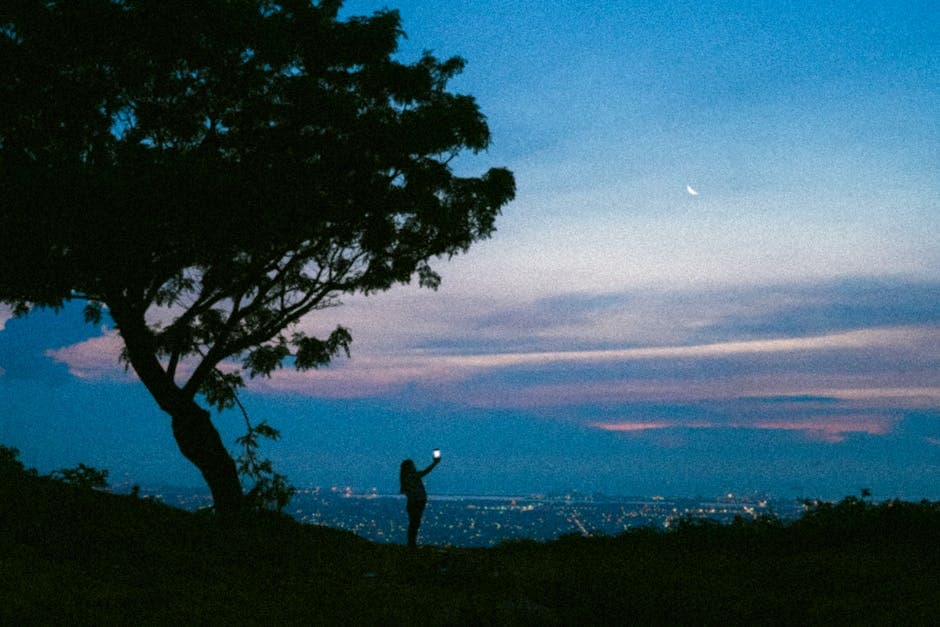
[1,454,938,624]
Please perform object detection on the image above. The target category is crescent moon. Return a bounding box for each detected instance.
[686,185,699,196]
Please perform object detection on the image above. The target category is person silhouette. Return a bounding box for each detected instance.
[399,455,441,549]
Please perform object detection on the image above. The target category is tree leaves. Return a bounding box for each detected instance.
[200,369,245,412]
[293,326,352,371]
[2,0,515,390]
[243,338,292,378]
[83,301,104,325]
[1,0,514,503]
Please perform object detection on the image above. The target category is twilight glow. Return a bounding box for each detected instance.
[2,1,938,500]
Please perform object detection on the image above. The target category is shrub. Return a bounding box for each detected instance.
[50,463,109,490]
[0,444,38,479]
[0,444,25,475]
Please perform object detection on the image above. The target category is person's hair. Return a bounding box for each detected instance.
[399,459,415,494]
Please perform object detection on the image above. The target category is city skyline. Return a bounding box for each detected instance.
[128,484,807,548]
[2,1,938,500]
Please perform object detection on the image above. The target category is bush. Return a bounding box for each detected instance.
[0,444,25,474]
[50,463,109,490]
[0,444,38,479]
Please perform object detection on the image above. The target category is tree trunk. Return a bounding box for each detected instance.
[169,402,244,514]
[109,303,244,513]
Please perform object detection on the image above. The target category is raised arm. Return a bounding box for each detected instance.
[418,457,441,478]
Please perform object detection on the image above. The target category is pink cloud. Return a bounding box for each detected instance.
[807,387,940,409]
[45,329,132,380]
[588,421,693,432]
[41,324,940,411]
[253,361,427,398]
[446,375,940,412]
[750,416,896,442]
[590,415,898,442]
[250,325,939,401]
[42,329,468,399]
[250,350,496,399]
[430,326,936,370]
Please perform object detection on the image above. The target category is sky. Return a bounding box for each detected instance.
[2,0,938,500]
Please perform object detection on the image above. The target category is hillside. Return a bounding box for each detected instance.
[2,466,938,624]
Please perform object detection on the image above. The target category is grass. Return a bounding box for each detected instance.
[2,465,938,624]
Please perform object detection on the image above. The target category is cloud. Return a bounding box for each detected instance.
[590,414,897,443]
[429,326,932,369]
[43,327,237,385]
[253,357,451,399]
[0,304,11,332]
[36,275,940,450]
[475,278,940,351]
[699,279,940,339]
[446,377,940,411]
[327,278,940,358]
[232,325,939,413]
[44,329,130,380]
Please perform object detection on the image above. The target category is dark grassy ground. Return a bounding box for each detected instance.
[2,466,938,625]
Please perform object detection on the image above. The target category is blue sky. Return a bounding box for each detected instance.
[2,1,938,499]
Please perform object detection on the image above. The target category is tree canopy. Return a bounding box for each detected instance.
[0,0,515,510]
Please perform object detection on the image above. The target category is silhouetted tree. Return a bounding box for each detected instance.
[0,0,514,513]
[51,463,110,491]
